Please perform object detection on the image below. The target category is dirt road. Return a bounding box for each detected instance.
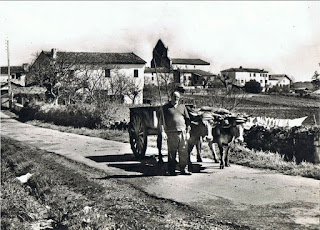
[1,111,319,230]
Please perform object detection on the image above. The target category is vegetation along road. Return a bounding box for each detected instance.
[1,111,319,230]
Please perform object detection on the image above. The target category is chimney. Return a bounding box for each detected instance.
[51,48,57,59]
[22,63,29,72]
[239,66,242,69]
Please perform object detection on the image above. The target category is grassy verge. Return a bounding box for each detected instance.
[1,136,232,230]
[229,145,320,180]
[25,119,129,143]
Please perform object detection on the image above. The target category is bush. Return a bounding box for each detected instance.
[244,126,320,164]
[18,101,130,129]
[244,80,262,93]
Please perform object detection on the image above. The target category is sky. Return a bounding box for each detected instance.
[0,1,319,82]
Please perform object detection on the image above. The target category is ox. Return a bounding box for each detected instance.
[187,108,246,169]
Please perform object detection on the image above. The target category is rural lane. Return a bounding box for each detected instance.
[1,111,319,230]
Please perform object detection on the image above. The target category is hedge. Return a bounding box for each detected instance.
[244,126,320,164]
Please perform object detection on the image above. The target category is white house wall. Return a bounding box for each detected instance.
[180,73,192,86]
[278,78,290,87]
[0,74,26,86]
[76,63,145,104]
[172,64,210,72]
[269,77,291,88]
[222,71,269,92]
[145,72,174,86]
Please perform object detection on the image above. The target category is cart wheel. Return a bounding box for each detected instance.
[129,115,147,159]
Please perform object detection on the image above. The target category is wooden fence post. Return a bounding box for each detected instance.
[314,132,320,164]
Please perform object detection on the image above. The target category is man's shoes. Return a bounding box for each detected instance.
[168,171,177,176]
[180,167,192,175]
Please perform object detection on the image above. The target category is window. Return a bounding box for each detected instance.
[151,76,154,81]
[134,69,138,78]
[265,80,268,83]
[184,76,186,81]
[253,73,256,77]
[260,80,263,83]
[105,69,111,77]
[16,73,22,80]
[69,70,75,77]
[189,76,191,80]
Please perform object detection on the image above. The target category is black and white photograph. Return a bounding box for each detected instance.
[1,1,319,229]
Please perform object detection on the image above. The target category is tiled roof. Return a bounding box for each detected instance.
[14,86,46,95]
[1,82,24,89]
[144,67,171,73]
[269,74,291,81]
[180,69,215,76]
[171,58,210,65]
[1,82,46,94]
[292,82,315,90]
[0,66,25,74]
[43,51,146,65]
[221,67,268,73]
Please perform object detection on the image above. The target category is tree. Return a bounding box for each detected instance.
[28,52,87,105]
[244,80,262,94]
[202,74,247,111]
[311,71,320,89]
[124,79,142,104]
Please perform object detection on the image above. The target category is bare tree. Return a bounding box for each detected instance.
[312,70,320,89]
[28,51,86,105]
[208,74,247,111]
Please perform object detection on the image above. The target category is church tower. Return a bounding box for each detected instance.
[150,39,171,68]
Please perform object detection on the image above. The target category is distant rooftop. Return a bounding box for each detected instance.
[144,67,171,73]
[221,67,268,73]
[269,74,291,81]
[171,58,210,65]
[179,69,215,76]
[0,66,26,75]
[42,50,146,65]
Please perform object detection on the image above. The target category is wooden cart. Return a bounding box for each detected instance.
[128,106,163,159]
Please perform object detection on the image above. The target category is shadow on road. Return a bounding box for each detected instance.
[87,153,137,162]
[87,153,210,179]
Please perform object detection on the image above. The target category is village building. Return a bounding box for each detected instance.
[220,66,269,92]
[0,64,29,87]
[1,65,30,108]
[145,39,215,88]
[268,74,292,88]
[292,81,316,95]
[30,49,146,104]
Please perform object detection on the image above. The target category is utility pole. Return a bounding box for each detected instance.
[6,40,13,109]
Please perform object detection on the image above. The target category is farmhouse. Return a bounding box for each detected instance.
[220,66,269,92]
[292,81,316,95]
[0,64,28,87]
[145,39,215,88]
[268,74,292,88]
[30,49,146,104]
[1,65,29,108]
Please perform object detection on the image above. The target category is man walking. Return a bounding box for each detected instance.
[160,91,192,176]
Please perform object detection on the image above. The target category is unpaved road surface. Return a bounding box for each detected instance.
[1,111,319,230]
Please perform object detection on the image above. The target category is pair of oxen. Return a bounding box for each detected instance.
[158,106,248,170]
